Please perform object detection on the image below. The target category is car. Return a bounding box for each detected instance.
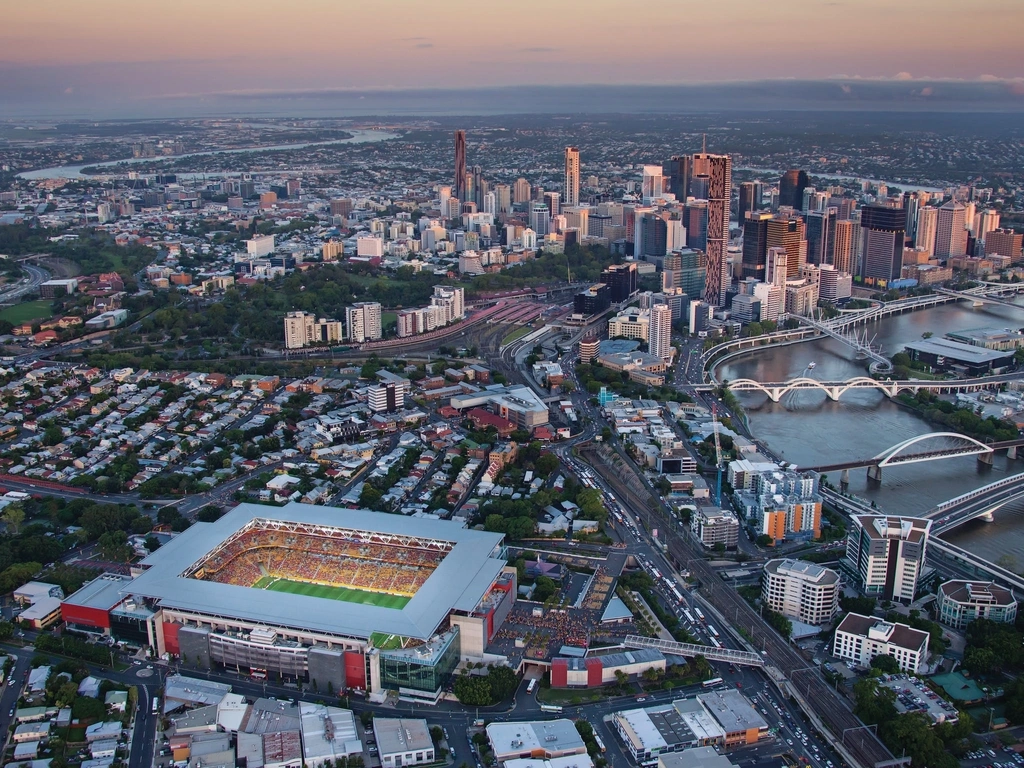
[443,728,450,740]
[8,708,13,717]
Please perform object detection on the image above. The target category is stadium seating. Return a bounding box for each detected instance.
[193,526,444,597]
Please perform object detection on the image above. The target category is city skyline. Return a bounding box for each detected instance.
[2,0,1024,116]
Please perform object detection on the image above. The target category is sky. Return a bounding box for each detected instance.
[2,0,1023,117]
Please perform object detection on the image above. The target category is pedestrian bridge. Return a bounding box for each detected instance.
[624,635,765,667]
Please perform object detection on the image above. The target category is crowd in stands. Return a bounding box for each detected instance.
[190,526,447,598]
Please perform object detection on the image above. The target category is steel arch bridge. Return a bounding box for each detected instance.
[872,432,994,467]
[726,376,900,402]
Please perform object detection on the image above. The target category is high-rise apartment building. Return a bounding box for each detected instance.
[846,515,931,603]
[454,130,467,202]
[283,312,343,349]
[976,209,1001,244]
[832,219,854,273]
[762,559,839,627]
[639,214,668,259]
[766,216,805,279]
[492,184,511,215]
[693,152,731,306]
[778,169,809,210]
[345,302,383,343]
[914,206,938,256]
[529,204,550,236]
[766,247,788,288]
[859,204,906,285]
[329,198,353,217]
[649,303,673,362]
[563,147,580,208]
[935,200,968,259]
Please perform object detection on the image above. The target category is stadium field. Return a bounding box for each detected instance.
[253,576,410,608]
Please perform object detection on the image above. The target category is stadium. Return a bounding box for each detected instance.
[65,503,516,703]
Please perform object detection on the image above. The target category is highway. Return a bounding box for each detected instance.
[0,263,50,306]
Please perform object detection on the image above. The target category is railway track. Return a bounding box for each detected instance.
[580,445,899,768]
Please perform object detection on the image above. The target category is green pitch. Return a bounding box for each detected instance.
[252,576,410,608]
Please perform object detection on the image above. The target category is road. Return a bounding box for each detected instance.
[0,263,50,305]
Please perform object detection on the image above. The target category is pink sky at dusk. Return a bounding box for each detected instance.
[3,0,1023,96]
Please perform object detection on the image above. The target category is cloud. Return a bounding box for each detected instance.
[401,36,429,41]
[894,71,914,80]
[518,46,559,53]
[63,86,74,94]
[920,87,933,96]
[840,84,852,93]
[415,43,433,49]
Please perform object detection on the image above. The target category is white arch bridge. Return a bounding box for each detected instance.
[799,432,1000,481]
[725,374,1018,403]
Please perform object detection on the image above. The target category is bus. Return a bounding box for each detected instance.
[540,704,563,714]
[682,609,696,624]
[709,637,722,648]
[707,624,720,638]
[151,696,159,715]
[702,677,724,688]
[694,606,706,622]
[526,679,537,694]
[593,733,607,754]
[250,668,268,681]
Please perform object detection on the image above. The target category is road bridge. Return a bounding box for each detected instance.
[925,471,1024,533]
[623,635,765,667]
[725,372,1022,402]
[800,432,996,481]
[794,315,893,374]
[934,286,1024,310]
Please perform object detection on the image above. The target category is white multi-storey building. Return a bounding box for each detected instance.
[648,304,673,362]
[761,559,839,627]
[345,302,383,343]
[845,515,931,603]
[283,312,343,349]
[936,580,1018,630]
[833,613,929,673]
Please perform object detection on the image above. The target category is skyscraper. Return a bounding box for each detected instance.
[914,206,938,256]
[665,155,691,199]
[846,515,931,603]
[639,214,668,260]
[649,303,673,362]
[805,207,837,266]
[935,200,968,259]
[832,219,854,274]
[601,263,638,303]
[741,212,772,281]
[766,247,788,288]
[984,229,1023,262]
[779,169,809,210]
[738,181,757,223]
[641,165,664,201]
[513,178,531,204]
[454,130,467,202]
[346,302,383,343]
[563,147,580,208]
[767,216,806,279]
[859,204,906,285]
[543,191,561,218]
[693,152,732,306]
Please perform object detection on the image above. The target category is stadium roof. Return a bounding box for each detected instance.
[127,502,506,641]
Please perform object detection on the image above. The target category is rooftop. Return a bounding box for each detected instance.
[835,613,930,652]
[696,689,768,734]
[486,720,586,758]
[904,337,1012,364]
[373,718,433,756]
[938,579,1016,607]
[766,558,839,585]
[62,573,133,611]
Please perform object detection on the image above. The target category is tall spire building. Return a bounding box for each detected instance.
[563,147,580,208]
[454,130,467,202]
[692,151,732,306]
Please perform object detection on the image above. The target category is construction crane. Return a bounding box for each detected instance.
[711,405,724,505]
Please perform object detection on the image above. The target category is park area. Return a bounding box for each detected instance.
[0,299,53,324]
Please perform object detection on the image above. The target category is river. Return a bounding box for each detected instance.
[716,297,1024,570]
[16,129,400,180]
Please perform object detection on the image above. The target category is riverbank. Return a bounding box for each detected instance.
[892,390,1019,443]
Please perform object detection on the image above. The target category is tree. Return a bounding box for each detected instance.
[533,576,557,603]
[2,504,25,535]
[97,530,132,562]
[869,654,901,675]
[487,666,519,702]
[756,534,773,547]
[453,674,492,706]
[534,453,559,477]
[853,677,897,725]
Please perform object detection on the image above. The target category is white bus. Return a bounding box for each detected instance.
[707,624,720,638]
[540,704,563,713]
[702,677,724,688]
[526,679,537,694]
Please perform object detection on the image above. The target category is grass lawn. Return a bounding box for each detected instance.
[381,311,397,328]
[536,686,604,705]
[0,299,53,324]
[370,632,406,650]
[501,325,533,346]
[256,576,410,608]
